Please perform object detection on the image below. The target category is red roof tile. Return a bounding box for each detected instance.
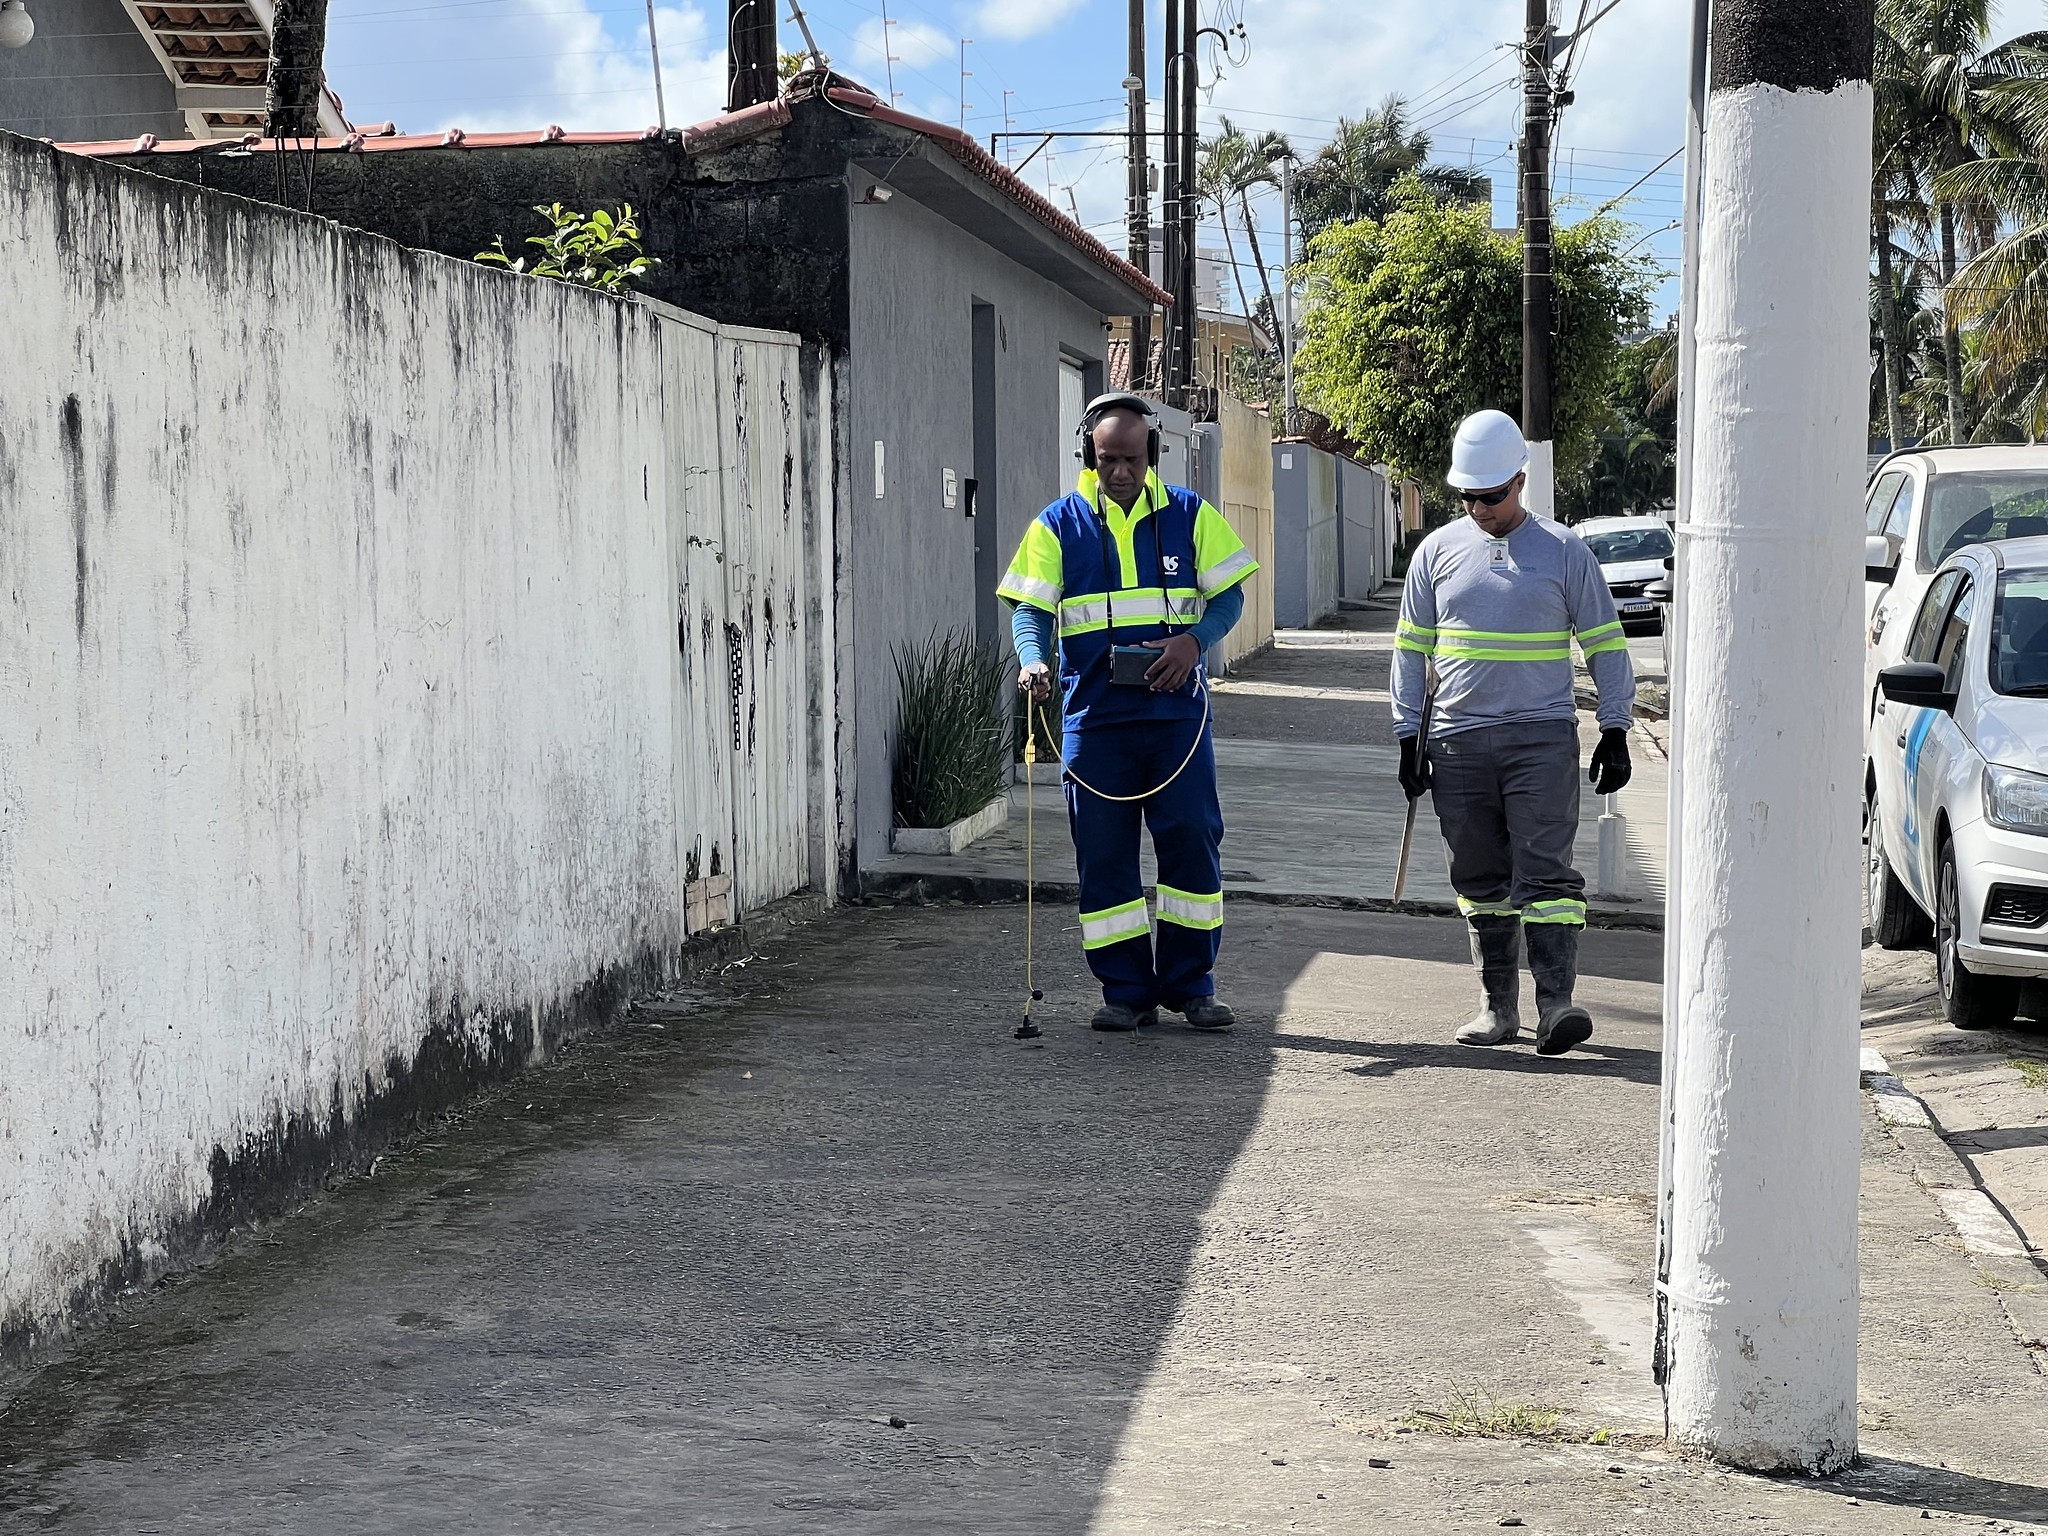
[53,83,1166,310]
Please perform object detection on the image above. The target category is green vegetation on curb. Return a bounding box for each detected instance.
[1402,1388,1562,1440]
[891,628,1013,830]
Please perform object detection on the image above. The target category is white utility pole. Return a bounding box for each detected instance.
[1654,0,1711,1404]
[1280,153,1296,434]
[1666,0,1873,1472]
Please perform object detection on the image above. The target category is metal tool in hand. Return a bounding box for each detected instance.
[1392,673,1439,904]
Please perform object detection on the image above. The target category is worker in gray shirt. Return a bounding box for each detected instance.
[1392,410,1636,1055]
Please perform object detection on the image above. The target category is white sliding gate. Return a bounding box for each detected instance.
[653,306,829,931]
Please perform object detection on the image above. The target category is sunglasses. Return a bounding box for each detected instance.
[1460,484,1517,507]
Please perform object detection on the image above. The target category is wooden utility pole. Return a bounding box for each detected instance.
[1520,0,1555,516]
[1175,0,1198,405]
[1126,0,1151,392]
[726,0,777,113]
[262,0,330,140]
[1666,0,1873,1473]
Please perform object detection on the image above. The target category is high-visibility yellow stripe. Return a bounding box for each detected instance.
[1395,635,1436,655]
[1523,899,1588,926]
[1577,621,1623,641]
[998,572,1060,610]
[1194,501,1255,597]
[1580,633,1630,655]
[1436,645,1572,661]
[1080,898,1151,949]
[1156,883,1224,931]
[1457,898,1520,918]
[999,519,1064,612]
[1439,625,1570,642]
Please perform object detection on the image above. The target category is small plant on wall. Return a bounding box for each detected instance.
[476,203,659,294]
[892,628,1013,829]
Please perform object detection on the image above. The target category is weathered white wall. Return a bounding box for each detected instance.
[0,135,822,1352]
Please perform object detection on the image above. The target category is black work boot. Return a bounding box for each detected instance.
[1166,996,1236,1030]
[1090,1002,1158,1032]
[1525,922,1594,1056]
[1455,916,1522,1046]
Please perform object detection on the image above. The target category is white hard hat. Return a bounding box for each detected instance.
[1445,409,1530,491]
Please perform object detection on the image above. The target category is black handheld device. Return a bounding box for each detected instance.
[1110,645,1154,687]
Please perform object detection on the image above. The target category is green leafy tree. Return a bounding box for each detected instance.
[1292,182,1654,488]
[476,203,659,294]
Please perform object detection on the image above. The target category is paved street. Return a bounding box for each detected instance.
[3,902,2045,1533]
[869,602,1671,921]
[6,601,2048,1533]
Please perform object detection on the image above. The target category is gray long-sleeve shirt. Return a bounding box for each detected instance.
[1392,514,1636,738]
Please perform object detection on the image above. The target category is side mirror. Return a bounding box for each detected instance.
[1644,578,1673,604]
[1866,533,1898,586]
[1878,661,1956,713]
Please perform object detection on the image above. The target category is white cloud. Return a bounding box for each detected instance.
[326,0,728,137]
[852,16,953,77]
[970,0,1090,44]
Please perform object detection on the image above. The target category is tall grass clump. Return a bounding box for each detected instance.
[892,627,1013,828]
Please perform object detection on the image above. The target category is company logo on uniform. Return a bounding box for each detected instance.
[1163,555,1181,573]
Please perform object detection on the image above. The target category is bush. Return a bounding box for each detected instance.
[892,629,1014,829]
[475,203,658,294]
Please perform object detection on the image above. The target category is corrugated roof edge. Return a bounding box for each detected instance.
[51,85,1168,309]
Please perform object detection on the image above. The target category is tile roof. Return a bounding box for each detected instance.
[54,80,1168,310]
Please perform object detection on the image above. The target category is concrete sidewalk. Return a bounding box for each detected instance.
[4,902,2045,1533]
[866,604,1670,924]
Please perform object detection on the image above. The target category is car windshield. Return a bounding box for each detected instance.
[1581,524,1673,564]
[1922,472,2048,568]
[1995,568,2048,694]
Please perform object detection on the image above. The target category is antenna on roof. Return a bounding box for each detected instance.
[785,0,828,71]
[645,0,668,133]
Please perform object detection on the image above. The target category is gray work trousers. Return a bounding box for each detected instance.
[1424,719,1588,926]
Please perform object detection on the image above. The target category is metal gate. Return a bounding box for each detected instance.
[655,308,820,931]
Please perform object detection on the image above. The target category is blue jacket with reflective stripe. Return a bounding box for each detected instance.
[1039,481,1207,729]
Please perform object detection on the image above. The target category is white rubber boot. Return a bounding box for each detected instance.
[1455,917,1522,1046]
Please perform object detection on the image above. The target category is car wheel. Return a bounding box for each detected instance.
[1937,840,2019,1031]
[1867,786,1932,949]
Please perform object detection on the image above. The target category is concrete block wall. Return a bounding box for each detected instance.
[0,134,818,1355]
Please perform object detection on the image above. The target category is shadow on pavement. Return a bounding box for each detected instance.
[1269,1032,1661,1085]
[0,906,1284,1535]
[1826,1457,2048,1522]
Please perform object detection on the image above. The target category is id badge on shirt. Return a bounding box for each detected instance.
[1487,539,1515,573]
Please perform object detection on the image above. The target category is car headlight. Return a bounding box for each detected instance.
[1984,764,2048,835]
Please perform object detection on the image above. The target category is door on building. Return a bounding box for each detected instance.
[1058,358,1087,487]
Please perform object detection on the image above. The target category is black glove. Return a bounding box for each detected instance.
[1399,736,1432,801]
[1589,728,1632,795]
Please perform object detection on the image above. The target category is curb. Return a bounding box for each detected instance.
[1861,1048,2048,1357]
[856,870,1664,931]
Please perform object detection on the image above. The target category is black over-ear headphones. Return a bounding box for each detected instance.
[1079,391,1161,470]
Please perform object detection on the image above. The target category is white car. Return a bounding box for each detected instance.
[1866,536,2048,1029]
[1575,514,1673,635]
[1864,444,2048,730]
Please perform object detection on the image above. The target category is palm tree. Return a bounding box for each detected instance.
[1875,0,2012,444]
[1293,96,1487,242]
[1931,37,2048,404]
[1197,125,1260,324]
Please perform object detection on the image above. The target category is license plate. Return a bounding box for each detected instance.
[1622,602,1654,615]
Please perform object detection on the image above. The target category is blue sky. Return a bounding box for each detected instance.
[317,0,1731,321]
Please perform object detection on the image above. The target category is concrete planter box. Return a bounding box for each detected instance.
[891,794,1009,855]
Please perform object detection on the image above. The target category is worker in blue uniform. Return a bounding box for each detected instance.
[998,394,1259,1032]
